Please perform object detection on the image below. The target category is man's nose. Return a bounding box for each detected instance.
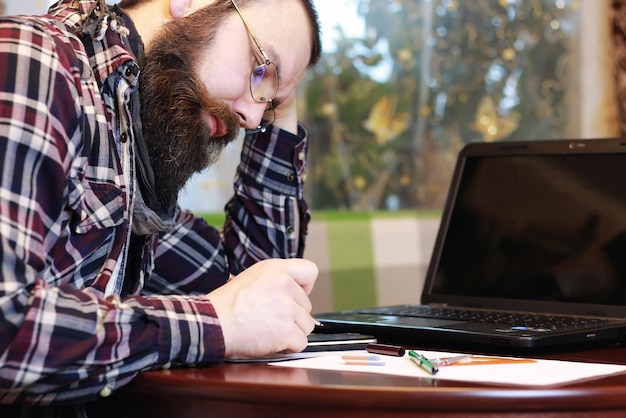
[232,99,269,130]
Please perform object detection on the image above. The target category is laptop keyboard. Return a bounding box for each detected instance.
[359,305,611,331]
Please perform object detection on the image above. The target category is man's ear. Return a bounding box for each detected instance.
[169,0,192,18]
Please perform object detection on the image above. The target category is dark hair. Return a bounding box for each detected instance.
[117,0,322,66]
[301,0,322,66]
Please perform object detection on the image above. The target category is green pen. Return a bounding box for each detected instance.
[408,350,439,375]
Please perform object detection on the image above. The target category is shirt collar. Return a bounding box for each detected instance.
[49,0,136,86]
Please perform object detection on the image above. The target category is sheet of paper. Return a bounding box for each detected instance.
[268,349,626,387]
[226,350,344,363]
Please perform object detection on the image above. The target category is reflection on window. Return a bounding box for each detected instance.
[303,0,581,211]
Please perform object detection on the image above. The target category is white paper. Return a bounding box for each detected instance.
[268,349,626,387]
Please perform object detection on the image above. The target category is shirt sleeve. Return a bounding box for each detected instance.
[0,17,224,404]
[146,124,311,295]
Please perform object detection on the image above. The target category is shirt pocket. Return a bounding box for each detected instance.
[67,176,125,234]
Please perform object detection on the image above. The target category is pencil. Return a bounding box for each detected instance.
[454,356,537,366]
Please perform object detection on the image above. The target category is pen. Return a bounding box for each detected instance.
[432,354,473,366]
[408,350,439,375]
[366,343,406,357]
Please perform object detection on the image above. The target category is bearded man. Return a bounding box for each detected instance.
[0,0,321,416]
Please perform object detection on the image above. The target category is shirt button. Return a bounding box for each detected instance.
[287,226,295,234]
[120,132,128,143]
[162,362,172,370]
[298,151,305,161]
[287,172,295,182]
[99,384,113,398]
[125,67,133,77]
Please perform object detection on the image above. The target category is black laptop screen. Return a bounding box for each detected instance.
[431,153,626,307]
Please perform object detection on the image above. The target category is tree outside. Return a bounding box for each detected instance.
[303,0,580,211]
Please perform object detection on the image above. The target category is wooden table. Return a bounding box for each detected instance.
[94,344,626,417]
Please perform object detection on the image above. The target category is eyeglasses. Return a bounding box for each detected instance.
[231,0,278,133]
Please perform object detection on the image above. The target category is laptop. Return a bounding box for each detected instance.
[316,138,626,351]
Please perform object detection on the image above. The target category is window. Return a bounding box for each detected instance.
[301,0,616,212]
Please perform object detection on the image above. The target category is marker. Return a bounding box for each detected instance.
[314,320,324,328]
[366,343,406,357]
[341,354,385,366]
[408,350,439,375]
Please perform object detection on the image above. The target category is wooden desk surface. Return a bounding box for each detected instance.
[95,344,626,418]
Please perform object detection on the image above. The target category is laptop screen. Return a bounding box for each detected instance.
[427,150,626,310]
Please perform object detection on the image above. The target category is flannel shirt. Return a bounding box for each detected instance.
[0,0,310,408]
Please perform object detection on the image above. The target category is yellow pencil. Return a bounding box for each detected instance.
[451,356,537,366]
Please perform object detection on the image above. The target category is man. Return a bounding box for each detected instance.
[0,0,322,414]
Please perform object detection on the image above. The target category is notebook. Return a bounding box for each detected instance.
[316,138,626,351]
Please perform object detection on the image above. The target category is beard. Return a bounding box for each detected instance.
[138,3,241,214]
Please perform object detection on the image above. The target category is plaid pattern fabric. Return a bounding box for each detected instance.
[0,0,310,409]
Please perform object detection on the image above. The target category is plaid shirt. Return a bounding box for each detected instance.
[0,0,310,408]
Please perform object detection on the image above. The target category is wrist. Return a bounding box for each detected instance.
[271,117,298,135]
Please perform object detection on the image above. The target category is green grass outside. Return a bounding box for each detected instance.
[199,210,441,227]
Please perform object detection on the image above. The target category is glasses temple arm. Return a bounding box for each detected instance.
[230,0,271,65]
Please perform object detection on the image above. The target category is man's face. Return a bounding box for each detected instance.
[138,0,312,213]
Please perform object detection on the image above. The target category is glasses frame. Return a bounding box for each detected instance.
[230,0,278,133]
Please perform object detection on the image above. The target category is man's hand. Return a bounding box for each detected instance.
[208,258,319,359]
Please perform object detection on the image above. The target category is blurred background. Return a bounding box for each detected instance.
[3,0,623,311]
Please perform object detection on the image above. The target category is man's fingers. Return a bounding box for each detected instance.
[278,258,318,294]
[285,311,315,353]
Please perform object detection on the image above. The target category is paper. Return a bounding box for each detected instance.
[268,349,626,387]
[226,350,343,363]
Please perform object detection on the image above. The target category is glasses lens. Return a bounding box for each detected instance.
[250,62,278,103]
